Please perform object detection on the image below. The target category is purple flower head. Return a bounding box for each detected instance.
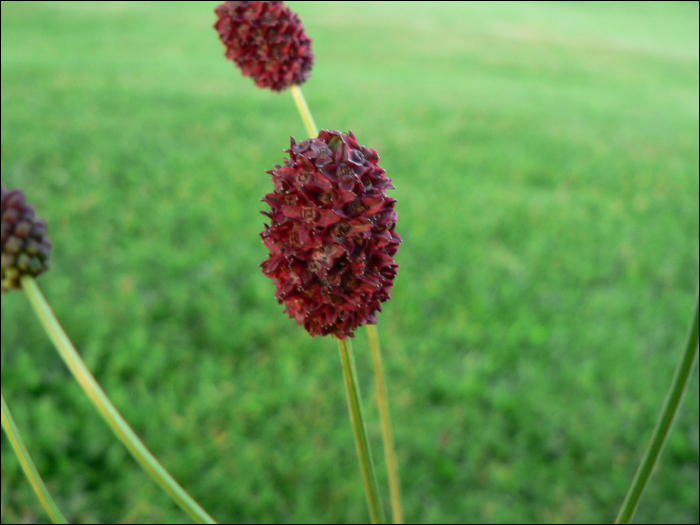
[1,184,52,292]
[214,1,314,92]
[260,130,401,338]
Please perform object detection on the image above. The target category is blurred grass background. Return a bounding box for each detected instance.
[1,1,698,523]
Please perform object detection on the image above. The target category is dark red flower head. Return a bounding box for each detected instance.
[214,1,314,92]
[1,184,52,292]
[260,130,401,339]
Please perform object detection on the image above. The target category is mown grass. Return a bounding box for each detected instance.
[1,1,698,523]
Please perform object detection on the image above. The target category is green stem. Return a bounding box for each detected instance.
[367,324,404,524]
[338,337,385,524]
[290,78,394,523]
[291,81,394,523]
[21,276,217,525]
[615,289,699,524]
[290,84,318,138]
[1,393,68,524]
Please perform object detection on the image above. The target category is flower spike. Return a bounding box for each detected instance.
[1,184,52,292]
[214,1,314,92]
[261,130,401,339]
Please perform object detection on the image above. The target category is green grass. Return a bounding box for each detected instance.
[1,1,698,523]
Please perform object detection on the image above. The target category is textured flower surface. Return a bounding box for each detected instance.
[214,1,314,92]
[1,184,52,292]
[261,130,401,339]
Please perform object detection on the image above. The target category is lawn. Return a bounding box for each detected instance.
[1,1,698,523]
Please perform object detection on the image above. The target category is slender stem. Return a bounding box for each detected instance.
[338,337,385,524]
[20,276,217,525]
[290,84,318,138]
[615,289,699,524]
[366,324,404,524]
[1,393,69,524]
[290,82,395,523]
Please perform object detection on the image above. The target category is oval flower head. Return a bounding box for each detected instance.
[1,184,52,292]
[261,130,401,339]
[214,1,314,92]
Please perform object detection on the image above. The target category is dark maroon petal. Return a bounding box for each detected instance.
[297,223,313,245]
[315,209,341,227]
[281,205,306,221]
[363,195,385,216]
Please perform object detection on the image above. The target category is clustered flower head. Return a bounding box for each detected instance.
[260,130,401,339]
[1,184,52,292]
[214,1,314,92]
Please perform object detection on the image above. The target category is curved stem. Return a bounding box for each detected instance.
[21,276,217,525]
[290,84,318,138]
[1,393,68,524]
[338,337,385,524]
[367,324,404,524]
[615,289,699,524]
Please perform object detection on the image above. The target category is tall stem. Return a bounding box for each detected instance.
[21,276,217,525]
[1,393,68,524]
[290,84,318,137]
[615,289,700,524]
[367,324,404,524]
[291,82,399,523]
[338,337,385,524]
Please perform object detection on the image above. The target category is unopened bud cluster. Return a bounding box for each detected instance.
[1,184,52,292]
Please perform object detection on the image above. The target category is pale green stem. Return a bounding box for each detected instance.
[21,276,217,525]
[291,80,395,523]
[615,289,699,524]
[290,84,318,137]
[338,337,385,524]
[1,393,68,524]
[367,324,404,524]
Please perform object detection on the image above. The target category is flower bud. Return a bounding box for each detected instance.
[1,184,52,292]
